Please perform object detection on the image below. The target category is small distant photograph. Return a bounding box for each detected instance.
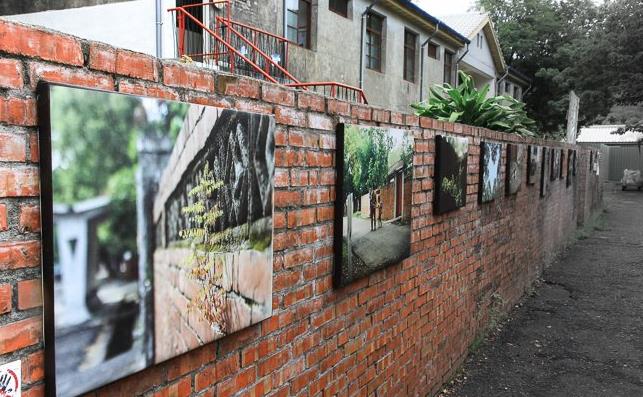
[541,148,550,197]
[567,149,575,187]
[435,135,469,214]
[550,148,560,181]
[506,144,524,195]
[527,146,541,185]
[337,125,414,286]
[560,149,565,179]
[479,141,502,203]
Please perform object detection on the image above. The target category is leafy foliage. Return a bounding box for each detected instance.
[411,71,536,136]
[477,0,643,134]
[343,127,393,200]
[180,162,228,331]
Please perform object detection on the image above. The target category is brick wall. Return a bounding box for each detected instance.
[0,19,602,397]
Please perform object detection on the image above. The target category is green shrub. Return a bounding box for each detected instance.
[411,71,537,137]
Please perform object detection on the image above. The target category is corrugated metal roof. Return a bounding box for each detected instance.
[577,125,643,143]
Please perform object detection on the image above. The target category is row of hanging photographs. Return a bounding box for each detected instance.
[334,124,598,287]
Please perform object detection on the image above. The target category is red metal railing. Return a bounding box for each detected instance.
[168,2,368,104]
[286,82,369,104]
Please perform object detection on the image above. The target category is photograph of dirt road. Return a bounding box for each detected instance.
[335,125,414,286]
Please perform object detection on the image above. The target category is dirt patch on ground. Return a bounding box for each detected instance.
[438,185,643,397]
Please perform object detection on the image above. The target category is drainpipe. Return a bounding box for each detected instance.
[419,21,440,102]
[496,69,509,96]
[359,0,384,89]
[155,0,163,58]
[455,43,469,85]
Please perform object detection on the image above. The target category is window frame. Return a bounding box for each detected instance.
[329,0,349,17]
[286,0,312,49]
[443,50,454,85]
[403,29,417,82]
[427,42,439,60]
[365,12,384,72]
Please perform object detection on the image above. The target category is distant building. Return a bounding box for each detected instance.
[439,12,530,100]
[577,124,643,181]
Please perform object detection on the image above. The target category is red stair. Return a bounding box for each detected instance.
[168,1,368,104]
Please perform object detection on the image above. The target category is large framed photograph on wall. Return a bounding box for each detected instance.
[38,83,275,396]
[434,135,469,214]
[334,124,414,287]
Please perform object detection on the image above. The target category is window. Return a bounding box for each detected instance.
[365,13,383,71]
[329,0,349,17]
[444,50,454,84]
[403,30,417,82]
[427,42,439,59]
[286,0,311,48]
[514,85,522,100]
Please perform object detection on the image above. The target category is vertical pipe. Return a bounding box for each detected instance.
[155,0,163,58]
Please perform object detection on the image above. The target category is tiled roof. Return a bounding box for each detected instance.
[577,125,643,143]
[395,0,469,44]
[439,12,488,39]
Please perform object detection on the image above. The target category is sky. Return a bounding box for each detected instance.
[412,0,477,17]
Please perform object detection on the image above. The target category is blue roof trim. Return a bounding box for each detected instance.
[395,0,470,44]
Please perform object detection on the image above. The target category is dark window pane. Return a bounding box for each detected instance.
[403,30,416,82]
[329,0,348,16]
[444,51,453,84]
[286,0,311,48]
[366,13,383,71]
[427,43,438,59]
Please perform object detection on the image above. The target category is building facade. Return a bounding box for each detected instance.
[5,0,472,112]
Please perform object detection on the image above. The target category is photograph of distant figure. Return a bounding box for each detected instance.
[528,146,541,185]
[336,125,414,286]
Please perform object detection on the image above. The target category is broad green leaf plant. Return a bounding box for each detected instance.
[411,71,537,137]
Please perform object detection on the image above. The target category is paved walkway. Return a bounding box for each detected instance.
[442,185,643,397]
[344,216,411,268]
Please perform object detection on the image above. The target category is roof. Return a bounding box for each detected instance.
[577,125,643,144]
[507,66,532,85]
[439,12,506,73]
[384,0,470,46]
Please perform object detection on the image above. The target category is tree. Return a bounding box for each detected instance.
[477,0,643,135]
[343,127,393,201]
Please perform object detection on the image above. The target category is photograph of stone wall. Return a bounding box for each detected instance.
[41,85,274,396]
[479,141,502,203]
[527,145,541,185]
[434,135,469,214]
[506,144,524,195]
[551,148,561,181]
[336,125,414,286]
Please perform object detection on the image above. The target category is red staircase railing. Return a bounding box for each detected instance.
[168,1,368,104]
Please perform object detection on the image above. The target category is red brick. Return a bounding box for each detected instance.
[275,106,306,127]
[287,208,316,228]
[234,98,273,114]
[115,49,158,81]
[163,63,214,92]
[22,384,44,397]
[0,241,40,270]
[88,43,116,73]
[307,113,334,130]
[0,204,7,232]
[118,80,180,101]
[22,350,44,384]
[19,205,40,232]
[153,376,192,397]
[0,316,41,355]
[29,133,39,162]
[195,364,216,391]
[29,62,114,91]
[262,84,295,106]
[328,99,351,116]
[0,97,37,126]
[215,353,241,379]
[0,59,24,89]
[297,92,325,112]
[0,132,26,162]
[0,167,39,197]
[18,279,42,310]
[0,20,83,66]
[0,283,11,314]
[216,75,261,99]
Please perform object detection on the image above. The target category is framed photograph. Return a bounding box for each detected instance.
[527,145,541,185]
[506,144,524,195]
[541,147,550,197]
[334,124,414,286]
[38,83,275,396]
[434,135,469,214]
[559,149,565,179]
[550,148,560,181]
[567,149,575,187]
[479,141,502,203]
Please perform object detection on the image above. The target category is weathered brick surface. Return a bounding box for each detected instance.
[0,20,603,397]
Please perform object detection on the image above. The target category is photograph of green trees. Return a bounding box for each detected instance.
[434,135,469,214]
[528,146,541,186]
[335,125,414,286]
[41,85,274,396]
